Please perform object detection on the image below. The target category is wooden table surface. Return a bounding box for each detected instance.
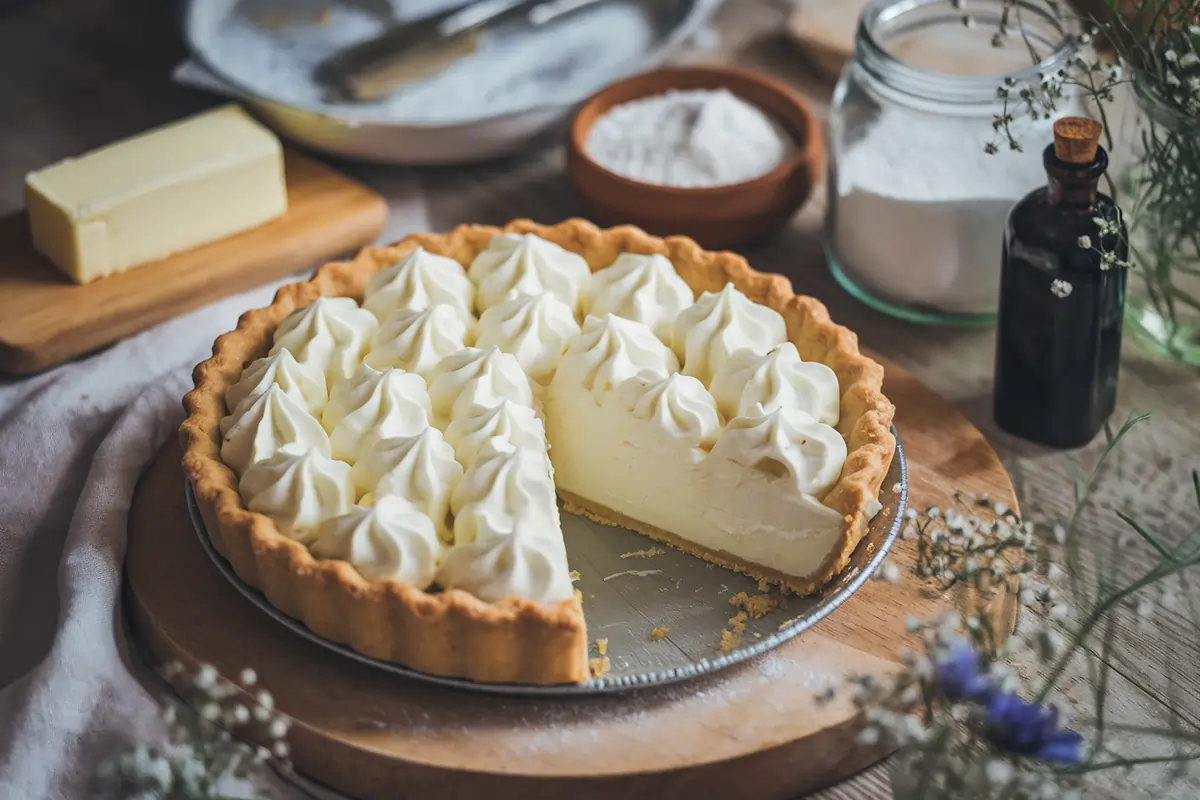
[2,1,1197,798]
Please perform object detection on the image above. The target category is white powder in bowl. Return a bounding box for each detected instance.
[584,89,795,188]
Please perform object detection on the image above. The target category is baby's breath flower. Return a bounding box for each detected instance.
[271,741,290,759]
[1050,279,1073,299]
[986,758,1014,786]
[239,668,257,686]
[268,717,291,740]
[856,726,880,746]
[194,664,218,691]
[1076,235,1092,249]
[199,703,221,722]
[256,690,275,711]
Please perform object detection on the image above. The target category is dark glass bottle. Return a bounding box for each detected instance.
[993,141,1127,449]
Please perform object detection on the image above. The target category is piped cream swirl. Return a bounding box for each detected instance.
[707,404,846,498]
[221,384,330,476]
[351,428,463,542]
[468,233,591,313]
[475,292,580,382]
[322,364,433,463]
[270,297,378,388]
[362,246,475,325]
[585,253,693,345]
[239,444,354,543]
[310,495,444,587]
[672,284,786,387]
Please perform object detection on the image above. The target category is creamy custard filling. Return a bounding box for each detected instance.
[223,232,861,607]
[544,381,845,581]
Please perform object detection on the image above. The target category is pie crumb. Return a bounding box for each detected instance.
[589,656,611,678]
[620,546,666,559]
[569,570,581,582]
[727,611,747,633]
[718,628,742,653]
[757,577,772,593]
[573,588,583,603]
[648,626,670,641]
[595,638,609,656]
[777,615,803,631]
[729,591,778,619]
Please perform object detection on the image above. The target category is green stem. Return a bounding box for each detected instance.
[1035,552,1200,705]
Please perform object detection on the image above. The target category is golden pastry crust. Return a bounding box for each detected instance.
[181,218,896,686]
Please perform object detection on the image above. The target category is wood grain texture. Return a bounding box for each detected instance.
[784,0,868,79]
[124,354,1017,800]
[2,0,1197,798]
[0,151,387,374]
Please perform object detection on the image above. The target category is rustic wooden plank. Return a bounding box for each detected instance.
[2,0,1197,797]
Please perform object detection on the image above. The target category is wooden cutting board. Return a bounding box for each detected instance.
[0,150,387,375]
[785,0,869,79]
[124,355,1019,800]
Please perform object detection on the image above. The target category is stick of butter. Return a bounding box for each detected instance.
[25,104,287,283]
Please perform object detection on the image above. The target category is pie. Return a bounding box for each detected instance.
[181,219,896,685]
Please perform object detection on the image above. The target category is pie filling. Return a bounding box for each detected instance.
[215,231,875,630]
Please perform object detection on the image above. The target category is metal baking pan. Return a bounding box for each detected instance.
[186,427,906,696]
[177,0,722,165]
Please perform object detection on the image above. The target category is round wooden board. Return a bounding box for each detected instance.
[124,355,1017,800]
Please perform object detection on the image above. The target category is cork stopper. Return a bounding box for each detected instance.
[1053,117,1102,163]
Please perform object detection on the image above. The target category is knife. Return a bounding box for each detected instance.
[314,0,612,103]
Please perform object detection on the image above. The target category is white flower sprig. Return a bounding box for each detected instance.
[830,413,1200,798]
[1075,206,1133,271]
[93,662,291,799]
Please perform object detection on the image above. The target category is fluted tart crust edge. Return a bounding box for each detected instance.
[180,218,896,685]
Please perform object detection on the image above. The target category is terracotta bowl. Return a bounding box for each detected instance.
[567,65,824,251]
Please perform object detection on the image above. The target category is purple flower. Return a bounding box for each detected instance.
[934,642,994,704]
[933,641,1083,764]
[983,693,1083,764]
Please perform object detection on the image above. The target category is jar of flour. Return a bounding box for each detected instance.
[825,0,1080,324]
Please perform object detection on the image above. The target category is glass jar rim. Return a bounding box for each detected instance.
[1132,74,1200,133]
[855,0,1079,105]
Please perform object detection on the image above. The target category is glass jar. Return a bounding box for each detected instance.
[1120,82,1200,367]
[825,0,1077,325]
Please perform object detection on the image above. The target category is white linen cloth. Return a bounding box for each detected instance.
[0,191,430,799]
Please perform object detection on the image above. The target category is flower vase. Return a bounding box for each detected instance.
[1119,84,1200,367]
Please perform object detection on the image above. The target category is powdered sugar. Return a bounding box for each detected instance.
[584,89,794,187]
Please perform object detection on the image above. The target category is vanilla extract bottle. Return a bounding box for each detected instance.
[993,117,1127,449]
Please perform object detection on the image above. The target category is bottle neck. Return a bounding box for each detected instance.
[1043,144,1107,207]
